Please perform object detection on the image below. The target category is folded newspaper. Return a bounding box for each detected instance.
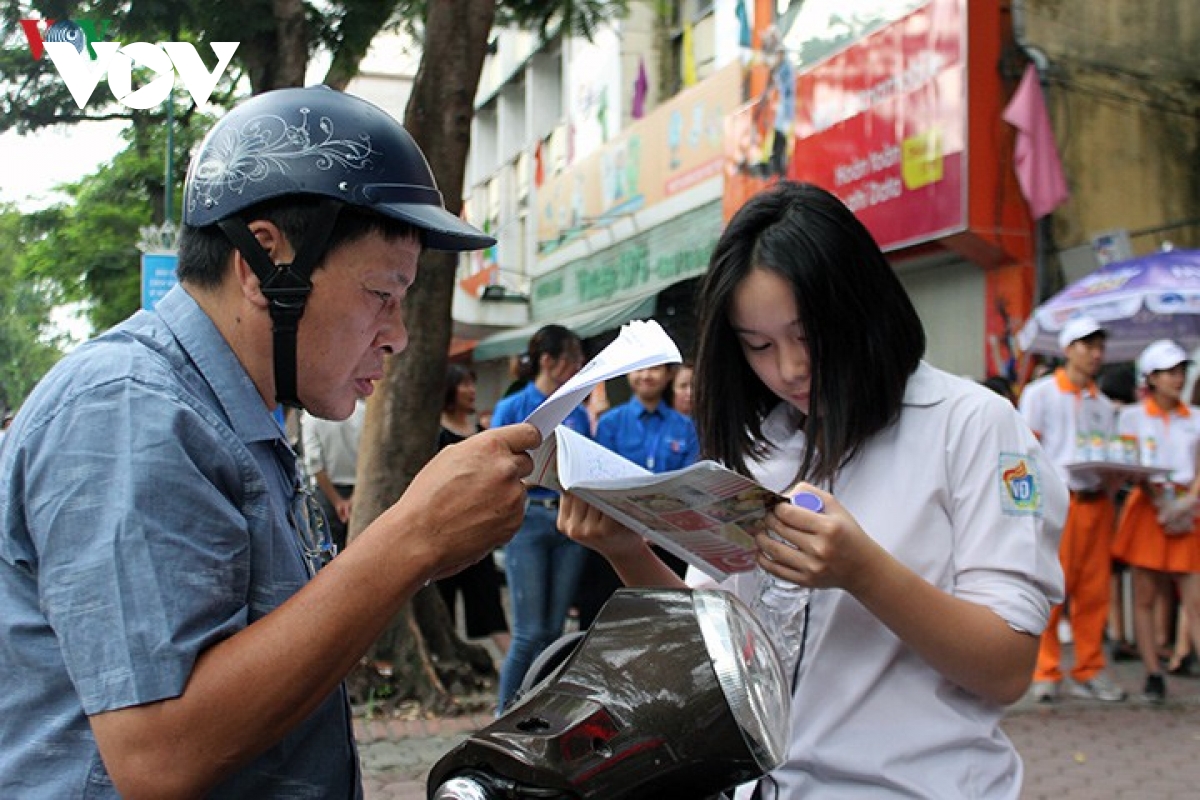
[523,319,784,581]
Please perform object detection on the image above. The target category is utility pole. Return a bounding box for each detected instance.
[164,89,174,224]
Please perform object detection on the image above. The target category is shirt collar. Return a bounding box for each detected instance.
[155,284,285,446]
[1053,367,1099,398]
[900,361,946,408]
[632,397,663,417]
[522,382,549,404]
[1143,396,1191,419]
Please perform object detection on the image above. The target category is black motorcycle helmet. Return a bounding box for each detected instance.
[181,86,494,407]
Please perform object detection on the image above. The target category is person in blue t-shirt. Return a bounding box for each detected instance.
[575,364,700,628]
[492,324,591,713]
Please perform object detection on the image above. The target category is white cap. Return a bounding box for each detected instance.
[1057,316,1106,351]
[1137,339,1191,380]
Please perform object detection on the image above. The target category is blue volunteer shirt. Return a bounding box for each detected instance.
[492,381,591,500]
[594,397,699,474]
[0,285,360,799]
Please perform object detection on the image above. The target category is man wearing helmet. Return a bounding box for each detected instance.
[0,87,540,798]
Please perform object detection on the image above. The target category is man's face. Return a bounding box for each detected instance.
[1065,333,1106,379]
[295,230,420,420]
[628,366,671,404]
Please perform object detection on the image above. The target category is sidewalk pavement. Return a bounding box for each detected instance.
[357,648,1200,800]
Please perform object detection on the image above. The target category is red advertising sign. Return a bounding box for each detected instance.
[788,0,966,251]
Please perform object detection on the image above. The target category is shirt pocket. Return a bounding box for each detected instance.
[661,438,689,471]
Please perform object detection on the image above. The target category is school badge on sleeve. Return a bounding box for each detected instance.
[999,454,1042,515]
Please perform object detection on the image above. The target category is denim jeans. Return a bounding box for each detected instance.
[497,501,587,712]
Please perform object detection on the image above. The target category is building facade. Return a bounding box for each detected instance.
[453,0,1200,410]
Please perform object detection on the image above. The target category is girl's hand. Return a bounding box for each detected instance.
[756,483,887,595]
[557,492,645,560]
[557,492,690,589]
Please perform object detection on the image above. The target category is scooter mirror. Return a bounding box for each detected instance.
[428,588,791,799]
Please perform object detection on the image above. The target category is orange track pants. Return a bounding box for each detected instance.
[1034,493,1116,683]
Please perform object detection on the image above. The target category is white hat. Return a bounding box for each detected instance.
[1137,339,1191,380]
[1057,316,1106,351]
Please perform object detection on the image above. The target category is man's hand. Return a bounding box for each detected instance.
[383,422,540,581]
[89,423,540,799]
[334,495,352,523]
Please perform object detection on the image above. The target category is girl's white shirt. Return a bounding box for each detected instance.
[688,362,1067,799]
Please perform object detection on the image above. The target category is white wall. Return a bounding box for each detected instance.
[899,259,987,379]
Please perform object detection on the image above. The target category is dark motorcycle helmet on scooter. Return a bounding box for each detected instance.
[181,85,494,407]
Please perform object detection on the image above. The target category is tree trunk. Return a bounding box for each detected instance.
[239,0,310,92]
[346,0,498,715]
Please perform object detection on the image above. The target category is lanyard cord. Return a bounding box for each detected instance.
[641,411,666,470]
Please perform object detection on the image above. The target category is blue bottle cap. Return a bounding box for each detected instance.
[792,491,824,513]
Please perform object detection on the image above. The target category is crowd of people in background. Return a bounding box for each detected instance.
[983,320,1200,705]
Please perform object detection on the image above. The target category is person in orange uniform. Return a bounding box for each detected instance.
[1112,340,1200,703]
[1019,316,1127,702]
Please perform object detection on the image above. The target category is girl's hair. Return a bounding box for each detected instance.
[694,181,925,485]
[516,324,582,381]
[443,364,477,412]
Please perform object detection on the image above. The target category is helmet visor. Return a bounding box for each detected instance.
[362,183,494,252]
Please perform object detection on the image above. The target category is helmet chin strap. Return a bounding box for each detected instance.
[217,199,343,409]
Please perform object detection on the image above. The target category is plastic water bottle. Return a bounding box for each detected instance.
[752,491,822,673]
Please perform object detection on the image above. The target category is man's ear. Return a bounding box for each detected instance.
[231,220,296,308]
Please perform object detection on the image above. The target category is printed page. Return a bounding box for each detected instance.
[524,319,682,439]
[525,318,682,481]
[549,426,786,580]
[573,468,783,581]
[528,425,654,492]
[553,425,652,487]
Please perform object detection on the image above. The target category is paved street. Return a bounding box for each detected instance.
[356,652,1200,799]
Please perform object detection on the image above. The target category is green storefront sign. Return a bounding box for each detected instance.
[531,202,722,319]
